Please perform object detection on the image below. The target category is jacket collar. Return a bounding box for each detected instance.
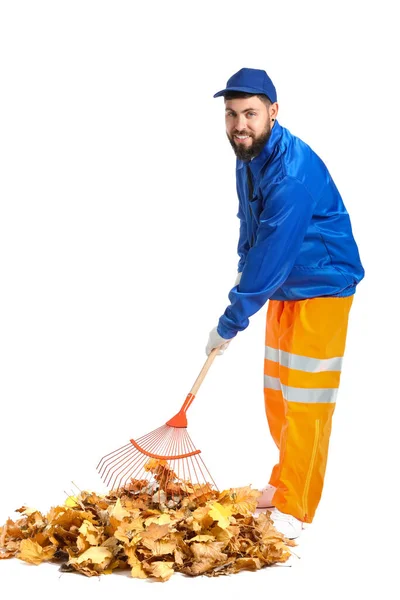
[237,118,283,180]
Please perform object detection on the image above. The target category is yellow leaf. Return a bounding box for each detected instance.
[144,513,172,527]
[64,496,79,508]
[188,535,216,543]
[141,538,178,556]
[145,560,175,581]
[192,505,214,529]
[70,546,112,566]
[114,518,144,544]
[131,563,148,579]
[233,557,262,572]
[190,541,227,563]
[78,520,103,545]
[17,539,56,565]
[124,547,148,579]
[207,502,232,529]
[109,498,130,521]
[139,522,170,542]
[76,535,90,553]
[218,486,261,515]
[143,458,168,471]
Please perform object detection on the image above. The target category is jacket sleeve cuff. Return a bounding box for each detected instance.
[217,321,239,340]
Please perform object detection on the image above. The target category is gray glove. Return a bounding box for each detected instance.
[234,271,242,286]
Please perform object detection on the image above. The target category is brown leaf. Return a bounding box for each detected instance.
[0,549,16,559]
[141,538,178,556]
[0,480,293,582]
[139,522,170,542]
[190,541,228,563]
[180,558,216,576]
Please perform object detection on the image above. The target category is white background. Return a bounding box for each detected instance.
[0,0,398,597]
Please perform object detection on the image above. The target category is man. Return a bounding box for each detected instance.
[206,68,365,539]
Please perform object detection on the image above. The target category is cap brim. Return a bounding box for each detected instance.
[213,86,264,98]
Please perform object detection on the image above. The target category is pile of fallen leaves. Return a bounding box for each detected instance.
[0,459,295,581]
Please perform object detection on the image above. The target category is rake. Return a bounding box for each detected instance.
[96,347,221,502]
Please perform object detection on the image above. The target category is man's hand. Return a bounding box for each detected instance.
[206,327,233,356]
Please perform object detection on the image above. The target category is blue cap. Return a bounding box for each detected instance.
[213,67,277,103]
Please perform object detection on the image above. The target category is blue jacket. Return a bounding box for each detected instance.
[217,119,365,339]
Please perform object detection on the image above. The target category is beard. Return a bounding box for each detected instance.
[227,121,273,161]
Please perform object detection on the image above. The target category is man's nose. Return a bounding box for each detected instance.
[234,115,247,132]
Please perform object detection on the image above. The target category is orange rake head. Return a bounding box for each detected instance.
[96,348,221,503]
[96,419,218,503]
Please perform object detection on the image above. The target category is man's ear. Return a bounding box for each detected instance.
[270,102,279,120]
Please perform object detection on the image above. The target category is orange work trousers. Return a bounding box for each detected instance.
[264,295,354,523]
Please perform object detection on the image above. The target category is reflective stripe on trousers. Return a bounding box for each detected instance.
[263,295,354,523]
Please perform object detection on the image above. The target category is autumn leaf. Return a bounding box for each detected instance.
[0,479,293,581]
[143,458,168,471]
[78,520,103,546]
[2,519,24,540]
[190,540,228,563]
[181,558,216,576]
[0,549,16,559]
[144,513,172,527]
[114,517,144,544]
[69,546,112,566]
[192,505,214,529]
[47,507,95,528]
[109,498,130,521]
[15,506,40,516]
[207,502,232,529]
[127,550,148,579]
[188,534,216,543]
[64,496,79,508]
[142,538,177,556]
[17,539,56,565]
[144,560,175,581]
[218,486,261,515]
[139,522,170,542]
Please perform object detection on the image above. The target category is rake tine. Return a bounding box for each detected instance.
[113,450,149,491]
[104,445,137,489]
[99,444,135,481]
[97,442,132,473]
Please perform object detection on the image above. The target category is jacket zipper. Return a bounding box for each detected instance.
[246,164,256,247]
[248,202,255,247]
[302,419,321,520]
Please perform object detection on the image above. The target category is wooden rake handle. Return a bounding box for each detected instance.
[190,346,220,396]
[165,346,222,428]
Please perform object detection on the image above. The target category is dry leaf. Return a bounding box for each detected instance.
[207,502,232,529]
[0,466,294,582]
[17,539,56,565]
[218,486,261,514]
[69,546,112,566]
[109,498,130,521]
[144,560,175,581]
